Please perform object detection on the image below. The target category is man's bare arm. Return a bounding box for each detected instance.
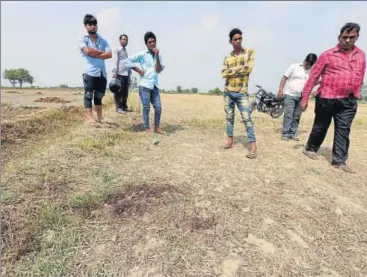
[82,47,104,58]
[96,51,112,60]
[277,76,288,98]
[132,67,144,76]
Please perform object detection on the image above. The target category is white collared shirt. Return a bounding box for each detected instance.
[112,45,130,76]
[283,63,310,97]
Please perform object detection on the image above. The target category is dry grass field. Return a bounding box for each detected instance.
[1,88,367,277]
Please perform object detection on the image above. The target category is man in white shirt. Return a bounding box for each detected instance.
[111,34,139,114]
[277,53,318,141]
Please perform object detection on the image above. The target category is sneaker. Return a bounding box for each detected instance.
[332,164,356,174]
[116,108,126,114]
[303,149,318,160]
[290,136,300,141]
[281,137,289,141]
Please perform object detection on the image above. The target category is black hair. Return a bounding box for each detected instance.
[144,31,156,44]
[339,22,360,37]
[305,53,318,66]
[83,14,97,26]
[119,34,128,40]
[229,28,242,42]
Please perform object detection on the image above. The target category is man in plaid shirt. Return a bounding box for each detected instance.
[301,22,366,173]
[221,28,257,159]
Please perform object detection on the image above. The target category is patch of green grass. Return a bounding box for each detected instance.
[39,204,77,229]
[309,168,321,175]
[77,138,105,151]
[68,193,103,213]
[13,225,90,277]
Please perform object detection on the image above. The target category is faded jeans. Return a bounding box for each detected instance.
[282,95,302,138]
[224,92,256,142]
[139,86,162,129]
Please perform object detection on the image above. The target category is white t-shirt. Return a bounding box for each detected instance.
[283,63,310,97]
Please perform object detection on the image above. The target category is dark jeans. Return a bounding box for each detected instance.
[139,86,162,129]
[282,95,302,138]
[82,73,107,108]
[306,94,357,165]
[113,75,129,111]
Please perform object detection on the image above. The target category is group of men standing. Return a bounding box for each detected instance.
[79,13,365,173]
[78,14,164,137]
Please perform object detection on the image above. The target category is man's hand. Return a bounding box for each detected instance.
[300,101,308,112]
[152,48,159,56]
[277,91,284,99]
[138,69,145,76]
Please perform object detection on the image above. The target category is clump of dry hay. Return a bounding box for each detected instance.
[34,97,71,103]
[1,106,84,161]
[127,91,141,113]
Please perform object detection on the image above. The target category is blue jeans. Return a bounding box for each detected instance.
[139,86,162,129]
[282,95,302,138]
[224,92,256,142]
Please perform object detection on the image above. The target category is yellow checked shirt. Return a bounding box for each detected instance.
[221,48,255,93]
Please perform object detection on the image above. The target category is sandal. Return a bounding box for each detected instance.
[246,151,257,159]
[87,121,101,128]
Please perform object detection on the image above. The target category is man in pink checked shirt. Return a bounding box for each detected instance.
[300,22,366,173]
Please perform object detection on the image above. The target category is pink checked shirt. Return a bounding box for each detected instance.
[301,44,366,104]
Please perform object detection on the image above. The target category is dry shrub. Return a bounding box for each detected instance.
[1,106,84,146]
[127,91,141,113]
[34,97,71,103]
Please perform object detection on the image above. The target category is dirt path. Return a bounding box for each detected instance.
[1,93,367,277]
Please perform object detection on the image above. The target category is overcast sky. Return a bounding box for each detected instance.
[1,1,366,93]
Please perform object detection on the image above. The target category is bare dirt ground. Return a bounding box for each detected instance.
[1,89,367,277]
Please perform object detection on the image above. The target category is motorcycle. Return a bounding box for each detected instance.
[250,84,285,119]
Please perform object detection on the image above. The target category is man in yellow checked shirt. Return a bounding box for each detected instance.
[221,28,257,159]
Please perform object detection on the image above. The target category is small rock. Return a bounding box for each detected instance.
[335,207,343,216]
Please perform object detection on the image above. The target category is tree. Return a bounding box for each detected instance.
[3,69,18,87]
[191,87,198,93]
[208,87,223,95]
[16,69,34,88]
[3,68,34,88]
[184,89,190,93]
[176,85,182,93]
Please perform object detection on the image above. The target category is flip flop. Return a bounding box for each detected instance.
[87,121,101,128]
[246,152,257,159]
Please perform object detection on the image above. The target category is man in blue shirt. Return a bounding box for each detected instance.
[78,14,112,126]
[125,31,165,136]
